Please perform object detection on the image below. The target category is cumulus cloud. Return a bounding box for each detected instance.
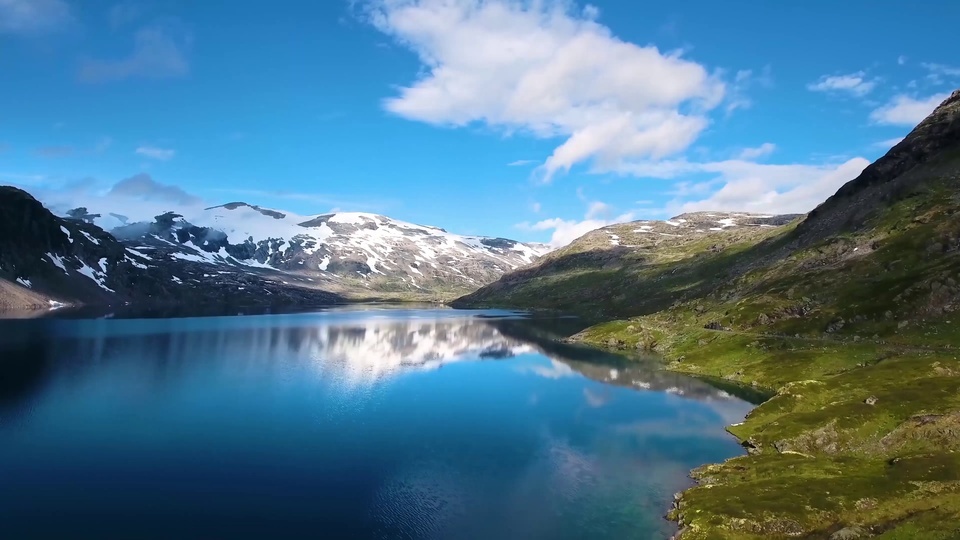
[135,145,175,160]
[619,157,870,215]
[363,0,727,182]
[79,22,191,83]
[869,92,950,126]
[898,55,908,66]
[517,197,634,247]
[0,0,70,34]
[807,71,876,97]
[735,142,775,160]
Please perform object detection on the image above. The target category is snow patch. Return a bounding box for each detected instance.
[77,261,115,292]
[46,253,69,274]
[60,226,73,243]
[80,230,100,245]
[16,277,32,288]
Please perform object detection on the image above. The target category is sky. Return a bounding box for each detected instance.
[1,0,959,247]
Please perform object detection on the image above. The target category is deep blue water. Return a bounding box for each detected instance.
[0,308,751,539]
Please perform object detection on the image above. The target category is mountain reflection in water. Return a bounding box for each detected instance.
[0,308,752,540]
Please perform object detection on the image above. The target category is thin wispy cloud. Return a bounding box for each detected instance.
[135,145,175,160]
[735,142,776,160]
[0,0,71,35]
[33,145,75,158]
[508,159,538,167]
[108,2,144,29]
[922,62,960,77]
[873,137,904,149]
[807,71,876,97]
[726,65,773,114]
[79,22,191,83]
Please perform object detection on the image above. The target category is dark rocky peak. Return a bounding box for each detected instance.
[0,187,75,272]
[207,202,286,220]
[480,238,519,249]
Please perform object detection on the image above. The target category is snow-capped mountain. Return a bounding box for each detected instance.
[110,202,551,298]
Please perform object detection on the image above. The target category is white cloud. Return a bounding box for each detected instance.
[79,22,191,83]
[508,159,538,167]
[364,0,727,182]
[0,0,70,34]
[530,201,542,213]
[869,92,950,126]
[898,55,908,66]
[135,145,175,160]
[873,137,904,149]
[517,197,634,247]
[735,142,775,160]
[618,157,870,215]
[807,71,876,97]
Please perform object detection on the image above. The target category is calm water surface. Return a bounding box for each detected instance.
[0,308,752,539]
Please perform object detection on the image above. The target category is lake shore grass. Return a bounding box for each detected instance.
[575,317,960,539]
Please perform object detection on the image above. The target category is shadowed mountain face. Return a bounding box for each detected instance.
[0,187,343,310]
[796,89,960,245]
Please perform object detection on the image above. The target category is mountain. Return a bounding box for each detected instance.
[0,187,343,311]
[455,211,801,318]
[0,189,549,313]
[457,90,960,538]
[108,202,550,300]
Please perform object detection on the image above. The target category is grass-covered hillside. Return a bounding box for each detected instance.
[456,89,960,539]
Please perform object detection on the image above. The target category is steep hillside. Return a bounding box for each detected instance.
[459,90,960,539]
[455,211,801,318]
[0,187,343,311]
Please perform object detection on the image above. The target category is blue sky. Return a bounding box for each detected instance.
[1,0,958,246]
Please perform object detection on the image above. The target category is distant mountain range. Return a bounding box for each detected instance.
[0,192,549,311]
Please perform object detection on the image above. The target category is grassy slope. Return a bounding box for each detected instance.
[578,157,960,538]
[456,112,960,536]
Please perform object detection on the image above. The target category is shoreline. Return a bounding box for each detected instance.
[575,317,960,539]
